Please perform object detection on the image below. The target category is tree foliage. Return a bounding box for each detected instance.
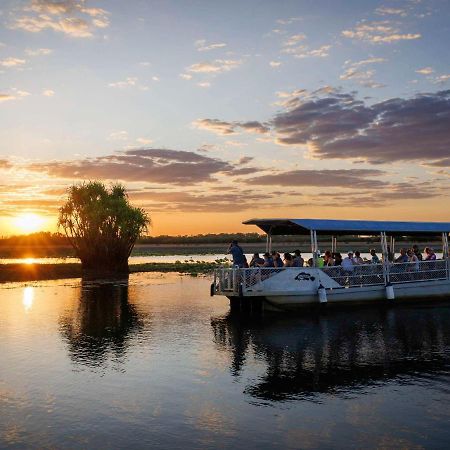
[58,181,150,273]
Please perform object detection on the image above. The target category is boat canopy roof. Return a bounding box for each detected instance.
[243,218,450,236]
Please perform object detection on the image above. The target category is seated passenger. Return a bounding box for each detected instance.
[352,251,364,265]
[342,252,354,272]
[292,250,304,267]
[271,251,284,267]
[283,253,293,267]
[315,252,325,268]
[333,252,343,266]
[395,248,409,263]
[261,252,274,267]
[424,247,436,261]
[323,250,335,266]
[407,248,420,271]
[369,249,380,264]
[412,244,423,261]
[249,252,264,267]
[307,258,314,267]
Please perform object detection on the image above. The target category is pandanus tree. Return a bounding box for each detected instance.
[58,181,150,274]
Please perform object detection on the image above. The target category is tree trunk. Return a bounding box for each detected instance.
[81,255,129,279]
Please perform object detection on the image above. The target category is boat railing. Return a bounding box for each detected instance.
[388,259,448,284]
[213,267,239,294]
[321,264,385,287]
[213,259,449,294]
[322,260,448,287]
[240,267,284,292]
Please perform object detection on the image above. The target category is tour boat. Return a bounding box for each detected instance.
[212,219,450,312]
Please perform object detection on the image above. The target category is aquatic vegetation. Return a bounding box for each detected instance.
[0,261,229,282]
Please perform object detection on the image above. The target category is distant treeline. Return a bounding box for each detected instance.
[0,231,437,247]
[0,232,68,246]
[0,231,267,246]
[139,233,268,244]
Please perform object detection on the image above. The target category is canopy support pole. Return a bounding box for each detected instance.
[266,233,272,253]
[380,232,390,285]
[310,230,318,267]
[389,236,395,260]
[443,232,449,280]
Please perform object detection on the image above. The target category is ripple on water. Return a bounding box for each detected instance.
[0,275,450,449]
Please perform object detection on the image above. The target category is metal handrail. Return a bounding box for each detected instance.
[213,259,449,294]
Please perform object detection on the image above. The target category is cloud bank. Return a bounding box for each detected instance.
[27,148,236,184]
[10,0,110,38]
[272,90,450,164]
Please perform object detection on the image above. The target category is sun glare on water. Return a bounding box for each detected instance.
[13,213,45,234]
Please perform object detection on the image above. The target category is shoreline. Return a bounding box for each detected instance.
[1,240,438,259]
[0,262,221,283]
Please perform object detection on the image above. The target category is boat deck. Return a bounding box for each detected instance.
[213,260,450,297]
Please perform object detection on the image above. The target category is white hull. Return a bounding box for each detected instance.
[263,279,450,310]
[215,265,450,312]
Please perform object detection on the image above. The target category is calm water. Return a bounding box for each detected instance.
[1,274,450,449]
[0,253,364,265]
[0,254,229,265]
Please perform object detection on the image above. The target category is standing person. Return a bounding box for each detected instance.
[227,240,246,268]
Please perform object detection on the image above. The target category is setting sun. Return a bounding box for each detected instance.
[13,213,45,234]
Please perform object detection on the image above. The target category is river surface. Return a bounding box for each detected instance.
[1,274,450,449]
[0,254,229,265]
[0,253,366,265]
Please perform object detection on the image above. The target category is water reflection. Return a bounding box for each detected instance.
[211,305,450,402]
[59,282,145,369]
[22,286,34,312]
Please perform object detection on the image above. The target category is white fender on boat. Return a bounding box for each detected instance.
[318,284,327,303]
[386,283,395,300]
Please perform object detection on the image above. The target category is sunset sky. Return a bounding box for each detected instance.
[0,0,449,236]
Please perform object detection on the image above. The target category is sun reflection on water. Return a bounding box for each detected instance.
[22,287,34,312]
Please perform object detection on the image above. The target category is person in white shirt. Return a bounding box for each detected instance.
[342,252,354,272]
